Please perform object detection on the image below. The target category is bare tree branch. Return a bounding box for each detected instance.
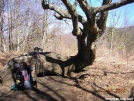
[95,0,134,13]
[42,3,66,17]
[73,0,78,8]
[77,0,97,27]
[61,0,81,36]
[54,12,86,24]
[77,0,90,13]
[96,0,112,36]
[42,0,81,35]
[42,0,86,25]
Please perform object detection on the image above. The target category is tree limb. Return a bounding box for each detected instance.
[54,12,86,24]
[77,0,90,14]
[95,0,134,13]
[77,0,96,27]
[42,0,86,29]
[73,0,78,8]
[61,0,81,36]
[96,0,112,36]
[42,3,67,17]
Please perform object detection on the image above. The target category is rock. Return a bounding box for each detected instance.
[0,52,75,86]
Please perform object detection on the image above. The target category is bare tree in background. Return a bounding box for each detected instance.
[42,0,49,51]
[1,0,66,52]
[2,0,44,52]
[0,0,4,52]
[42,0,134,72]
[108,10,121,61]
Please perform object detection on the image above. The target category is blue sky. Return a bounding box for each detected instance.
[75,0,134,28]
[49,0,134,34]
[107,2,134,27]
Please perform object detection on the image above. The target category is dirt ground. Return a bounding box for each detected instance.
[0,52,134,101]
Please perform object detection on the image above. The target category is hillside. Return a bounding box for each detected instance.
[118,26,134,37]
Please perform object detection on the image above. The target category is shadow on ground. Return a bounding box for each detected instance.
[0,74,129,101]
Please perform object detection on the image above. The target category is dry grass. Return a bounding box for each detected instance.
[0,51,25,70]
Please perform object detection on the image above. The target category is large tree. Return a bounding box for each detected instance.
[41,0,134,71]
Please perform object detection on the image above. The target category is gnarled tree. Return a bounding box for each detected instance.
[42,0,134,71]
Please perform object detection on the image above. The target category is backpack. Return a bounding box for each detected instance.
[22,70,31,89]
[11,62,34,91]
[11,69,24,91]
